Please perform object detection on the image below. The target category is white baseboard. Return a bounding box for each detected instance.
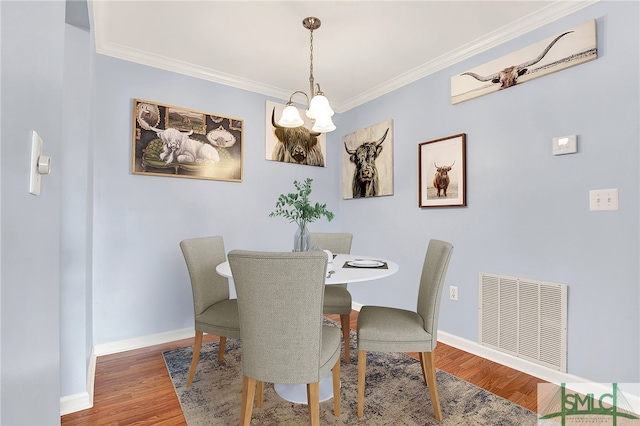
[436,330,583,384]
[437,331,640,413]
[93,327,194,356]
[60,392,92,416]
[60,328,194,415]
[60,346,97,415]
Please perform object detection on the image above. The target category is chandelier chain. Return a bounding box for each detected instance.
[276,16,334,132]
[309,28,315,96]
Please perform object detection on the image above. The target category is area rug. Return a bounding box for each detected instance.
[163,324,538,425]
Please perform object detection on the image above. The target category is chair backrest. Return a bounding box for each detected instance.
[309,233,353,254]
[416,239,454,349]
[179,236,229,316]
[228,250,328,384]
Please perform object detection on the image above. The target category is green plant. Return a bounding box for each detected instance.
[269,178,334,230]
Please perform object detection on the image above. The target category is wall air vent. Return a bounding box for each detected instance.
[478,273,567,372]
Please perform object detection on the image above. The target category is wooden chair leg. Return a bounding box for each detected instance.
[339,314,351,363]
[422,351,442,421]
[419,352,428,387]
[332,358,341,416]
[187,330,203,387]
[218,336,227,362]
[240,376,256,426]
[357,350,366,417]
[307,382,320,426]
[256,380,264,408]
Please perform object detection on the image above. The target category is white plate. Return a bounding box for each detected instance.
[347,260,384,268]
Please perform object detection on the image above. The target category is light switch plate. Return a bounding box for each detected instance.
[29,131,43,196]
[589,188,618,211]
[552,135,578,155]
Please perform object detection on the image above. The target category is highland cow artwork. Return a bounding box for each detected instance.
[419,134,466,208]
[265,100,327,167]
[341,120,394,200]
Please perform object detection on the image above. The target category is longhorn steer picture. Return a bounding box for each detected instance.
[433,161,455,197]
[451,20,597,104]
[460,31,573,89]
[344,128,390,198]
[270,108,325,167]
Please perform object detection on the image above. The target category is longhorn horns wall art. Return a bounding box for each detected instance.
[451,19,597,104]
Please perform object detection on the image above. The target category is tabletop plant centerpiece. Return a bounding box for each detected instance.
[269,178,334,252]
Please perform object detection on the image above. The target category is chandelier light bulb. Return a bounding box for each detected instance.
[278,105,305,128]
[306,94,334,120]
[311,114,336,133]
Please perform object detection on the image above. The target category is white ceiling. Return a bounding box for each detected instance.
[91,1,596,113]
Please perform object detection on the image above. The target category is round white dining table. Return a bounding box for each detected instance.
[215,253,399,404]
[215,253,398,285]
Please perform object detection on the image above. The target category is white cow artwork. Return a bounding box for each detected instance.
[150,127,220,164]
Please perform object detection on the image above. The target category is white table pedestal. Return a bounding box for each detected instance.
[273,372,336,404]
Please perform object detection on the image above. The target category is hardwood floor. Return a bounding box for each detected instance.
[61,311,544,425]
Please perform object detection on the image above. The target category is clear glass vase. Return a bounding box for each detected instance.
[293,224,311,252]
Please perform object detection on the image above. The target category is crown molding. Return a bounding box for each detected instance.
[93,0,599,114]
[335,0,599,112]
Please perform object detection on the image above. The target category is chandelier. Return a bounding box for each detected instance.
[277,17,336,133]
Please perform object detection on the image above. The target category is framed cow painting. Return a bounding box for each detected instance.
[265,100,327,167]
[341,120,394,200]
[132,98,243,182]
[418,133,466,208]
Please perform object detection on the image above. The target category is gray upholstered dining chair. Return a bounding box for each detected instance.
[356,239,454,420]
[228,250,341,426]
[179,236,240,387]
[309,232,354,363]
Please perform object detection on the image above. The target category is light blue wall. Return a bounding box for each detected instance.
[90,55,343,345]
[339,1,639,383]
[1,1,64,424]
[60,22,92,397]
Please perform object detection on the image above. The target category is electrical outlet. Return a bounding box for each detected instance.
[449,286,458,301]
